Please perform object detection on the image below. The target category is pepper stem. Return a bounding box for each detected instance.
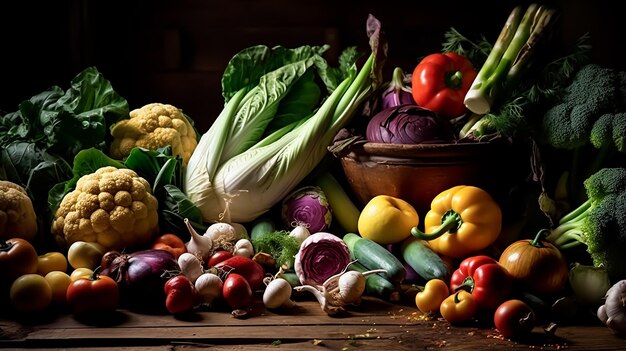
[411,210,462,241]
[529,229,550,248]
[446,71,463,90]
[90,266,103,280]
[454,276,475,294]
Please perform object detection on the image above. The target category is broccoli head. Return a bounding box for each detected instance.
[545,167,626,281]
[541,64,624,150]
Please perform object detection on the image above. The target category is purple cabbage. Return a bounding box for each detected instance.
[380,67,415,110]
[281,186,332,233]
[294,232,351,286]
[366,104,455,144]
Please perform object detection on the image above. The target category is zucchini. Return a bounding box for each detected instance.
[277,270,301,287]
[343,233,406,285]
[348,261,400,302]
[401,236,450,281]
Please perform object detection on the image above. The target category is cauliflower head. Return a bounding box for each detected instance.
[109,103,198,164]
[52,166,159,251]
[0,180,37,243]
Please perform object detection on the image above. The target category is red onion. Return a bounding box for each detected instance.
[366,104,455,144]
[380,67,415,111]
[101,249,180,312]
[294,232,351,286]
[281,186,332,233]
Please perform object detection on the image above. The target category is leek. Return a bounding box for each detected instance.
[463,3,558,115]
[186,15,384,223]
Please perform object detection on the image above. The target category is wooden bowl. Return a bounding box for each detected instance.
[339,141,529,217]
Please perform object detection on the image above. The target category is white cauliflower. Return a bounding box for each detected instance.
[52,166,159,251]
[0,180,37,243]
[109,103,198,165]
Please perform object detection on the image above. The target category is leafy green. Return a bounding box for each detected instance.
[251,230,300,269]
[221,45,329,102]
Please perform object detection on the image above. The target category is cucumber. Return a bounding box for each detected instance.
[343,233,406,285]
[277,270,301,287]
[250,217,276,241]
[348,261,400,302]
[401,236,450,281]
[314,172,360,234]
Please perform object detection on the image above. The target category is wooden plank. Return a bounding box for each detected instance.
[2,298,626,350]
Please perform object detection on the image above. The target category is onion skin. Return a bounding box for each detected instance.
[101,249,180,312]
[366,104,455,144]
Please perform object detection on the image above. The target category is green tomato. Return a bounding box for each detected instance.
[10,273,52,312]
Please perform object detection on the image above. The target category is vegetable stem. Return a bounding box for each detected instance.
[411,210,462,241]
[464,4,557,115]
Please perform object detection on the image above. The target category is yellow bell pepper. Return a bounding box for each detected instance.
[410,185,501,259]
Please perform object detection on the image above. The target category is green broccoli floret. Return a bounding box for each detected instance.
[541,64,622,150]
[541,64,626,204]
[545,167,626,281]
[590,112,626,153]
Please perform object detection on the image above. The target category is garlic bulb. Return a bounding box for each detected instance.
[178,252,204,284]
[294,261,386,315]
[184,218,214,262]
[597,279,626,335]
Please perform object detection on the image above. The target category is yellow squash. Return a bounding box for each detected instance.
[411,185,501,259]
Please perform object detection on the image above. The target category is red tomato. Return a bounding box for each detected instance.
[66,268,119,316]
[152,234,187,260]
[214,256,264,290]
[0,238,39,287]
[494,299,536,339]
[222,273,253,310]
[206,250,233,268]
[164,275,198,314]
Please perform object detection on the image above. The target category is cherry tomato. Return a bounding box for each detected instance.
[222,273,253,310]
[164,275,198,314]
[45,271,72,305]
[207,250,233,268]
[0,238,38,287]
[415,279,450,314]
[494,299,536,339]
[66,268,119,316]
[10,273,52,312]
[152,234,187,260]
[37,252,68,276]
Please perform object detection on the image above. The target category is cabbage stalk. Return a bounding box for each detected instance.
[185,15,385,223]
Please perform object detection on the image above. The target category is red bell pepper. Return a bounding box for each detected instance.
[411,52,477,119]
[449,255,512,311]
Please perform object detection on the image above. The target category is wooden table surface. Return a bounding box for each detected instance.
[1,295,625,351]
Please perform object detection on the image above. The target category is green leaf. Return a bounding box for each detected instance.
[159,184,206,240]
[221,45,329,102]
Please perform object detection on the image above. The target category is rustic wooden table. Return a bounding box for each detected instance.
[1,296,625,351]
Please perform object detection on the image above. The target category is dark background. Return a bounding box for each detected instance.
[0,0,621,133]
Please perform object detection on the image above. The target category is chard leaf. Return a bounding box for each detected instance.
[221,45,329,102]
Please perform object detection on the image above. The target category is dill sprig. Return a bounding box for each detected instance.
[441,27,492,68]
